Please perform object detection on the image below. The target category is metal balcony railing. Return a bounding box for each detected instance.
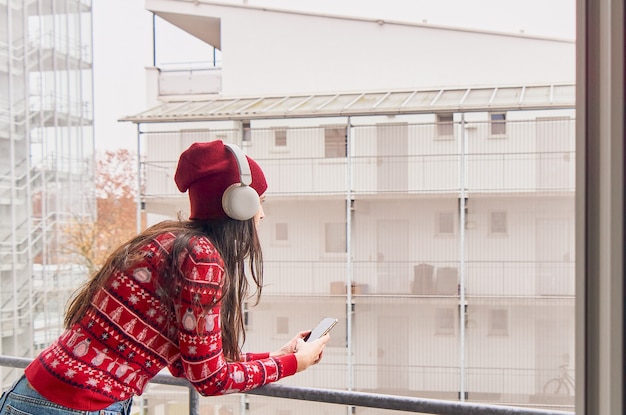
[0,356,573,415]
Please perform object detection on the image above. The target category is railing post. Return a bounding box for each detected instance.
[188,386,200,415]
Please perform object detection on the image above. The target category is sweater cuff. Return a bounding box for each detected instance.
[273,354,298,378]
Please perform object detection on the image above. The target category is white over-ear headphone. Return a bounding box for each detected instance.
[222,143,261,221]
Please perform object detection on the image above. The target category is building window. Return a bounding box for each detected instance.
[436,308,455,335]
[488,309,509,336]
[275,223,288,241]
[243,121,251,142]
[274,129,287,147]
[436,114,454,138]
[489,211,508,235]
[436,211,455,235]
[243,302,249,327]
[490,112,507,136]
[325,222,347,253]
[276,316,289,334]
[324,126,347,158]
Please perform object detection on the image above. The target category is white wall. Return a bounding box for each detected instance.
[222,12,575,95]
[146,1,575,96]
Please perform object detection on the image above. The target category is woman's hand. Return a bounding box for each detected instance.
[294,334,329,372]
[269,330,330,372]
[270,331,309,357]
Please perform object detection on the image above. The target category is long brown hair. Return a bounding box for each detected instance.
[64,218,263,361]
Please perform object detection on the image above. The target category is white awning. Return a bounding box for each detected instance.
[121,83,575,123]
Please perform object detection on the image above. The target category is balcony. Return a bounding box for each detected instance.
[149,66,222,99]
[139,119,575,203]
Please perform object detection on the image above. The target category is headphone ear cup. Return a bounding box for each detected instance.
[222,183,261,221]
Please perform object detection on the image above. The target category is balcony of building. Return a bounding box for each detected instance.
[137,116,574,217]
[0,0,91,14]
[147,65,222,99]
[24,0,92,16]
[0,97,93,141]
[26,32,92,72]
[0,13,92,74]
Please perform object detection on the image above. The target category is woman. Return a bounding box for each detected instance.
[0,140,329,414]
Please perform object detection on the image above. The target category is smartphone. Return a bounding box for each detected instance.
[304,317,338,342]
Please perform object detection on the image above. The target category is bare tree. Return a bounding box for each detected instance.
[62,149,142,274]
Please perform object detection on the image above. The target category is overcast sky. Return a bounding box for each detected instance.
[92,0,576,151]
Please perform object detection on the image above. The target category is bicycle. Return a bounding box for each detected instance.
[543,363,575,400]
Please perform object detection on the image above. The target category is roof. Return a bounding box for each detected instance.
[121,83,576,124]
[149,1,575,44]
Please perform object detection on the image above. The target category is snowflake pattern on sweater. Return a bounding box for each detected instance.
[25,232,297,411]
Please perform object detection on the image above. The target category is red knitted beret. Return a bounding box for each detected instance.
[174,140,267,220]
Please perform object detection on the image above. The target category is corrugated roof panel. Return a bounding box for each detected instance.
[432,89,468,107]
[237,96,288,114]
[343,93,367,110]
[343,94,372,111]
[322,94,362,112]
[553,84,575,103]
[188,99,240,115]
[233,97,263,114]
[287,95,338,113]
[137,101,189,117]
[492,87,525,106]
[211,98,258,115]
[120,83,575,123]
[462,88,496,107]
[402,90,442,108]
[522,86,553,104]
[177,100,219,117]
[375,92,415,110]
[263,96,312,114]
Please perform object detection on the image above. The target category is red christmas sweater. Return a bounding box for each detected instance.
[25,232,297,411]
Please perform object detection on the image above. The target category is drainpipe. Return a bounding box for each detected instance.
[136,124,142,234]
[459,114,467,401]
[152,13,156,67]
[345,116,354,415]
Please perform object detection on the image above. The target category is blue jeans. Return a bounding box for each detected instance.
[0,375,133,415]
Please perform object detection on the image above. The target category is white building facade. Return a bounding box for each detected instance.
[0,0,95,382]
[124,2,576,413]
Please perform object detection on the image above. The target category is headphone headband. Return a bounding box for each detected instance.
[224,143,252,186]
